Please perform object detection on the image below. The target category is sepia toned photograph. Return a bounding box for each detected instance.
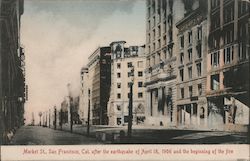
[0,0,249,148]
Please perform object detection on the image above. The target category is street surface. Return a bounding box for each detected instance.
[10,126,101,145]
[9,125,249,145]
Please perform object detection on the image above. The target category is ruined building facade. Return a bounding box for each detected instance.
[145,0,249,131]
[0,0,26,144]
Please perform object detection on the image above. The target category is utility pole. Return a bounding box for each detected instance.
[60,108,63,130]
[54,106,57,130]
[87,88,90,136]
[38,112,42,126]
[128,66,134,139]
[49,109,50,128]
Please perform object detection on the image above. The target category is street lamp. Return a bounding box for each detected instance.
[127,66,134,139]
[87,88,91,136]
[38,112,42,126]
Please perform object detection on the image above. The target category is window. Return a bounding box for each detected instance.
[148,20,151,30]
[224,46,234,64]
[196,63,201,77]
[153,29,155,40]
[117,83,121,88]
[180,88,184,99]
[148,7,151,18]
[158,39,161,48]
[117,73,121,78]
[127,62,132,68]
[189,86,193,97]
[188,49,192,62]
[153,43,156,51]
[138,82,143,87]
[188,66,192,79]
[117,63,121,69]
[179,69,184,81]
[198,84,202,96]
[117,105,121,111]
[117,93,121,99]
[138,71,143,77]
[128,72,131,77]
[153,16,156,27]
[148,33,151,43]
[197,26,202,40]
[211,51,220,67]
[188,31,192,44]
[138,92,143,98]
[168,46,173,58]
[180,35,184,48]
[196,43,202,58]
[128,93,130,98]
[158,25,161,37]
[238,43,247,60]
[180,53,184,64]
[211,74,220,90]
[137,61,143,68]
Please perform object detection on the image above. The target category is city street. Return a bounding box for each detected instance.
[10,126,101,145]
[9,125,248,145]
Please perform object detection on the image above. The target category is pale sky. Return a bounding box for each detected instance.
[21,0,146,124]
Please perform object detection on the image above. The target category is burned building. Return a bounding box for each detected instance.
[0,0,26,144]
[206,0,249,130]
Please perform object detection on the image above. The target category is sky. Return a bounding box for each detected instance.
[21,0,146,124]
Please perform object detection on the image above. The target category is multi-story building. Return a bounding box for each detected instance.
[144,0,185,126]
[107,41,146,126]
[175,1,208,128]
[0,0,26,144]
[206,0,249,129]
[87,47,111,125]
[78,67,89,124]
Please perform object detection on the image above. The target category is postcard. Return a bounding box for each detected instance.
[0,0,249,161]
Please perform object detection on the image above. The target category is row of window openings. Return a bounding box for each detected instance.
[180,84,202,99]
[179,63,202,81]
[179,46,202,64]
[148,48,173,67]
[117,92,143,99]
[179,27,202,49]
[117,82,143,89]
[116,61,144,69]
[210,46,244,67]
[117,71,143,78]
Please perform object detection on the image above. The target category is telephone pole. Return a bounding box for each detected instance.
[127,66,134,139]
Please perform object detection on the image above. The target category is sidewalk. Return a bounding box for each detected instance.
[48,124,249,144]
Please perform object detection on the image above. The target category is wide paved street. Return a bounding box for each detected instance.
[10,126,101,145]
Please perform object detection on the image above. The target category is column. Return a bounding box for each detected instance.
[147,90,152,116]
[190,104,193,125]
[158,87,163,115]
[197,104,200,126]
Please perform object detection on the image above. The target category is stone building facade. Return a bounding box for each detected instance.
[86,47,111,125]
[107,41,146,126]
[78,67,89,124]
[0,0,26,144]
[144,0,185,126]
[206,0,249,130]
[175,1,208,128]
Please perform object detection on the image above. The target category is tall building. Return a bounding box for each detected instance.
[144,0,185,126]
[175,1,208,128]
[78,67,89,124]
[0,0,26,144]
[86,47,111,125]
[206,0,249,129]
[107,41,146,126]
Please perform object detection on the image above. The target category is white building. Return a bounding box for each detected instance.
[107,41,146,126]
[78,67,89,124]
